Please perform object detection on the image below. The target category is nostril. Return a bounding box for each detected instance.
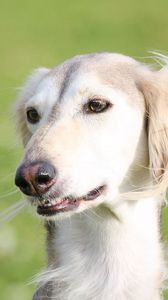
[18,178,29,189]
[15,172,27,188]
[36,173,52,184]
[15,172,31,194]
[36,163,56,185]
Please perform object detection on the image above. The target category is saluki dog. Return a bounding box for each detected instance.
[14,52,168,300]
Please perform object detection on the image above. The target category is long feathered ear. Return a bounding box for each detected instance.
[15,68,50,146]
[138,65,168,185]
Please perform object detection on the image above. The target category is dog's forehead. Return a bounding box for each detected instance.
[48,53,140,98]
[32,53,141,111]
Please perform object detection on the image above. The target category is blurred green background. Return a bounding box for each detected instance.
[0,0,168,299]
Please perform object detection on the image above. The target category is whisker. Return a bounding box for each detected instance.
[0,189,19,199]
[0,172,16,182]
[0,199,26,217]
[0,199,28,225]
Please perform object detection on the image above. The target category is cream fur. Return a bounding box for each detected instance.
[15,53,168,300]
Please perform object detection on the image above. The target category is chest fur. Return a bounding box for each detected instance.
[43,204,162,300]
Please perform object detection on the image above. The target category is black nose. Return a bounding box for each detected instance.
[15,161,56,196]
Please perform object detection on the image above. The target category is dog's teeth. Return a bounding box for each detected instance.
[59,204,67,209]
[38,197,68,208]
[51,199,58,205]
[45,199,50,204]
[38,199,58,207]
[38,199,51,207]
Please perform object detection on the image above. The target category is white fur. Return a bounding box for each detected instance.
[15,53,168,300]
[40,199,162,300]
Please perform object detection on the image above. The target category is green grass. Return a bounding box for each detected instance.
[1,0,168,298]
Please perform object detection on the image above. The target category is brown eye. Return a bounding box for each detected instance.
[26,108,40,124]
[85,99,112,114]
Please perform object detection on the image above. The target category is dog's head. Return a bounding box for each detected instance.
[14,53,168,219]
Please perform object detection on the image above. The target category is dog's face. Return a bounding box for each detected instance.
[15,53,168,219]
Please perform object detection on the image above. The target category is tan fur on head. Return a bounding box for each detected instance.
[137,63,168,193]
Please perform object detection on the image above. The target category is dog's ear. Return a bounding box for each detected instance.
[15,68,50,146]
[137,66,168,184]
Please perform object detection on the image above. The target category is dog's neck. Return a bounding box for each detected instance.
[44,196,162,300]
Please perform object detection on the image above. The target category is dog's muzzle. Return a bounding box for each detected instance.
[15,160,106,216]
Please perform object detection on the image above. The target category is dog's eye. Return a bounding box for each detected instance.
[85,99,112,114]
[26,108,40,124]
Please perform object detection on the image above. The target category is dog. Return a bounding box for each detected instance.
[14,52,168,300]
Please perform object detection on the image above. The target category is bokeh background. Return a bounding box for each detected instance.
[1,0,168,299]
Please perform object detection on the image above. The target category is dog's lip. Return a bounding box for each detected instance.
[37,185,106,216]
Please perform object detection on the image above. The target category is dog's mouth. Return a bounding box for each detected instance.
[37,185,106,216]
